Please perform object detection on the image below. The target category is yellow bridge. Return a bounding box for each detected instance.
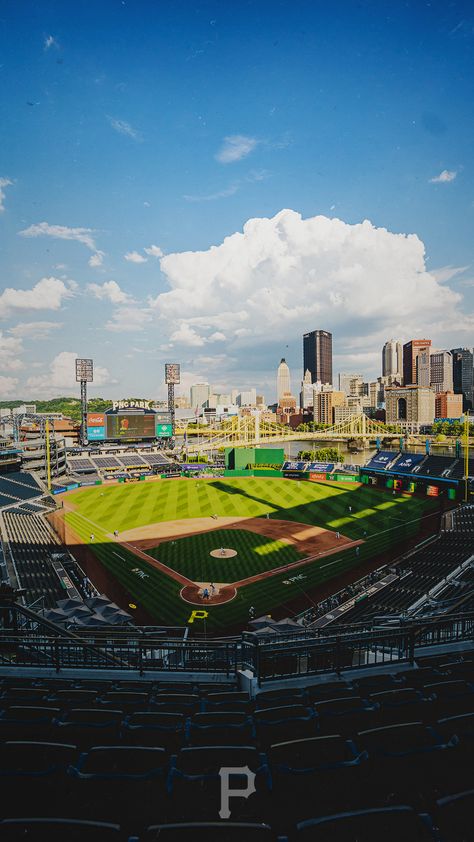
[177,414,413,453]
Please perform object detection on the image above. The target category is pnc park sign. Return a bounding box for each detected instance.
[112,400,154,410]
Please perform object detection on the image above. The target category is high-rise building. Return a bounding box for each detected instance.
[435,392,463,419]
[303,329,332,386]
[338,373,363,396]
[276,358,291,403]
[236,388,257,407]
[313,390,345,424]
[190,383,210,410]
[430,351,453,393]
[385,386,435,427]
[451,348,474,411]
[403,339,432,386]
[382,339,403,380]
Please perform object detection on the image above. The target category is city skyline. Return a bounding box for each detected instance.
[1,1,474,401]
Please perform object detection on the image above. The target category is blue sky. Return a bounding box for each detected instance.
[0,0,473,402]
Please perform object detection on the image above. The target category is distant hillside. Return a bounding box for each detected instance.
[0,397,113,423]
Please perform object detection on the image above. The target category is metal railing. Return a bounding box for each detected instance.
[0,610,473,682]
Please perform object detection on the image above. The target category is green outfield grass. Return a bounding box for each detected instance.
[148,528,303,582]
[64,478,440,631]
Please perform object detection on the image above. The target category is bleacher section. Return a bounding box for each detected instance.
[0,472,43,510]
[364,450,473,482]
[389,453,425,473]
[68,452,172,477]
[364,451,397,470]
[333,532,474,627]
[415,455,457,476]
[2,513,67,608]
[450,505,474,533]
[0,651,473,837]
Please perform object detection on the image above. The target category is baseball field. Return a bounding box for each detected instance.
[54,477,439,631]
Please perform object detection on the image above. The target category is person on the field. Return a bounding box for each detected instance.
[202,587,210,599]
[336,531,340,539]
[210,583,216,596]
[220,547,226,556]
[90,534,94,542]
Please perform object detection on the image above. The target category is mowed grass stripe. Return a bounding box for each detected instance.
[64,480,439,631]
[148,529,302,582]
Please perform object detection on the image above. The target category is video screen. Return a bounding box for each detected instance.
[106,413,156,439]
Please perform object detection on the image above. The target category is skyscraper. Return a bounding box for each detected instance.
[403,339,432,386]
[190,383,210,410]
[430,350,453,393]
[276,358,291,403]
[382,339,403,380]
[303,330,332,385]
[451,348,474,411]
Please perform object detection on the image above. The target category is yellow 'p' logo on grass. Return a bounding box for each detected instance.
[188,609,209,624]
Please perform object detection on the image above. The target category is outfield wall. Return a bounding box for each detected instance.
[224,468,284,477]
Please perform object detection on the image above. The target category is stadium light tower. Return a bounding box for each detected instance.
[75,358,93,447]
[165,363,180,440]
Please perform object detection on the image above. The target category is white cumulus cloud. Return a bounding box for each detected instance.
[105,306,152,332]
[0,376,19,397]
[26,351,113,397]
[89,251,105,267]
[19,221,98,251]
[0,178,13,212]
[150,209,470,380]
[429,169,457,183]
[0,277,75,319]
[9,321,62,340]
[0,331,24,372]
[87,280,131,304]
[215,135,258,163]
[124,250,147,264]
[144,244,163,258]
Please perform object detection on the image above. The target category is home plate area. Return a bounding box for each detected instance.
[180,582,237,606]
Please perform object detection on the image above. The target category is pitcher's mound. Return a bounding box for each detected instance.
[210,548,237,558]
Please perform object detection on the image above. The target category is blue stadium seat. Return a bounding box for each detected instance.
[0,707,61,742]
[356,722,459,807]
[0,818,123,841]
[143,822,276,841]
[295,806,436,841]
[313,695,378,736]
[0,741,78,817]
[187,712,254,746]
[435,789,474,842]
[68,745,168,829]
[267,735,367,827]
[167,746,270,822]
[54,709,124,749]
[121,711,186,750]
[254,704,317,747]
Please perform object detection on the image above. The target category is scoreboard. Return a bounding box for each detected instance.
[87,410,172,441]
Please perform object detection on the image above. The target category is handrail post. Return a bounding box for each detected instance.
[335,636,341,676]
[54,638,60,673]
[408,627,415,666]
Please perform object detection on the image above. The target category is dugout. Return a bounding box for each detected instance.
[225,446,285,470]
